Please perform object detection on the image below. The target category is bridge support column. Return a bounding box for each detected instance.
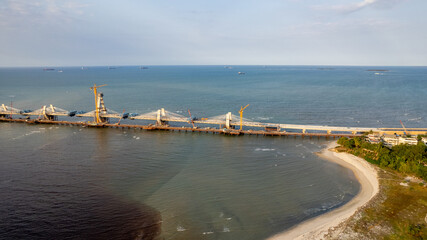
[156,108,167,125]
[156,110,161,125]
[41,105,55,121]
[225,112,232,129]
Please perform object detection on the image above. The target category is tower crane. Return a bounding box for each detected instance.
[400,120,408,136]
[239,104,249,131]
[90,84,107,124]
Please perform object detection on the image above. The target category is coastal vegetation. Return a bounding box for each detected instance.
[332,137,427,239]
[337,136,427,181]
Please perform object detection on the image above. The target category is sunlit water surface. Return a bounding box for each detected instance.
[0,66,425,239]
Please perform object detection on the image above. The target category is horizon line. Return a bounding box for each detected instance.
[1,64,426,68]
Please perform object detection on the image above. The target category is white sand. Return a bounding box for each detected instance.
[267,141,379,240]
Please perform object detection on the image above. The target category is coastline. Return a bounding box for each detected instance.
[267,141,379,240]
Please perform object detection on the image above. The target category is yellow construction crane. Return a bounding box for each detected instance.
[90,84,107,124]
[239,104,249,131]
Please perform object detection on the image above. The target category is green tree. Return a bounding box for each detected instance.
[354,137,362,148]
[408,223,424,240]
[337,136,427,180]
[337,137,348,146]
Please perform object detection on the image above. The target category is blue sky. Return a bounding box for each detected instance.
[0,0,426,66]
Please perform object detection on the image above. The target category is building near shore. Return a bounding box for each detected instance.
[367,134,420,148]
[382,134,400,148]
[398,136,418,145]
[367,134,382,144]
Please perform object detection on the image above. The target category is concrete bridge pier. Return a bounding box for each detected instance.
[156,108,167,125]
[41,105,57,121]
[225,112,232,129]
[1,104,12,119]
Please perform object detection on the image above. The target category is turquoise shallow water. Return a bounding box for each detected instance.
[0,66,425,239]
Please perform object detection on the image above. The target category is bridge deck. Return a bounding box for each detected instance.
[1,118,426,136]
[0,118,362,138]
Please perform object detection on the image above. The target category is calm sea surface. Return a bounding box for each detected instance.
[0,66,426,239]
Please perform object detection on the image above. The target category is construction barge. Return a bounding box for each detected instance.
[2,84,426,137]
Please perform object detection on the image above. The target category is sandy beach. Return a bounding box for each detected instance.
[267,141,379,240]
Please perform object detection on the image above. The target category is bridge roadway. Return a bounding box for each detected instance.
[3,104,427,135]
[132,116,375,134]
[0,118,362,138]
[2,118,427,136]
[131,116,427,135]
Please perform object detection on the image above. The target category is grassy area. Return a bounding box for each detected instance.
[326,146,427,239]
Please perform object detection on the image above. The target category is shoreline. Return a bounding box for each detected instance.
[267,141,379,240]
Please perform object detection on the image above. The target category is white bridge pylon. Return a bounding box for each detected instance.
[131,108,188,125]
[23,104,75,120]
[0,104,22,116]
[195,112,265,128]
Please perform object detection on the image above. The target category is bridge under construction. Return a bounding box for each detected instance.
[1,84,426,137]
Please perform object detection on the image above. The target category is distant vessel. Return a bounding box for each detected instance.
[238,72,245,75]
[43,68,55,71]
[224,66,232,69]
[108,66,116,69]
[140,66,149,69]
[58,70,63,73]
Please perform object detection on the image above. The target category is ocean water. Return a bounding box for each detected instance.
[0,66,426,239]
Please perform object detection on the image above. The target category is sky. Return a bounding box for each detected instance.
[0,0,426,67]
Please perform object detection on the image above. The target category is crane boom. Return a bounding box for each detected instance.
[239,104,250,131]
[400,120,408,135]
[117,109,126,125]
[90,84,107,124]
[188,109,195,128]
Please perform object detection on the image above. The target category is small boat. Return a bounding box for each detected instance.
[238,72,245,75]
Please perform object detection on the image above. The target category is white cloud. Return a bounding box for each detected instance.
[337,0,377,12]
[313,0,406,14]
[284,18,394,38]
[0,0,89,27]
